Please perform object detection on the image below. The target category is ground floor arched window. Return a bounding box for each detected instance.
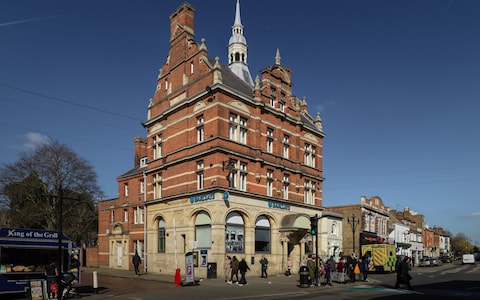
[195,211,212,249]
[158,217,166,253]
[226,211,244,253]
[255,215,271,253]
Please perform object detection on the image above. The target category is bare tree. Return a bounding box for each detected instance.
[0,139,103,245]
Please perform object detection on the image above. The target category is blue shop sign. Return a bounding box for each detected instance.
[190,193,215,204]
[268,201,290,211]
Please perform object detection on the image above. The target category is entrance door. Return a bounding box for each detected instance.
[117,242,123,267]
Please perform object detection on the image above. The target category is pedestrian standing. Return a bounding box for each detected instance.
[306,254,316,286]
[45,262,59,300]
[132,251,141,276]
[347,253,357,283]
[238,258,250,285]
[362,253,371,282]
[229,256,239,284]
[260,255,269,278]
[336,257,346,283]
[394,256,413,289]
[326,256,336,286]
[224,255,232,282]
[286,256,293,277]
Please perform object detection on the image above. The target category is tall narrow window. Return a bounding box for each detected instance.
[283,135,289,159]
[153,134,162,159]
[239,162,247,191]
[111,210,114,223]
[124,183,129,196]
[197,115,204,142]
[124,209,128,222]
[134,240,144,258]
[266,128,273,153]
[283,174,289,200]
[197,160,204,190]
[153,173,162,199]
[266,170,273,196]
[190,61,194,74]
[140,179,145,194]
[239,117,247,144]
[158,218,166,253]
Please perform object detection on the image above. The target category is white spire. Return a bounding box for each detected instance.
[228,0,254,86]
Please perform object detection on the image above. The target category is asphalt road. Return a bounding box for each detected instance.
[3,261,479,300]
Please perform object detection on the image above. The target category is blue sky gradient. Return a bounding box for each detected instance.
[1,1,479,245]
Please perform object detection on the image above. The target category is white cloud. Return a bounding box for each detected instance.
[466,212,480,219]
[22,132,50,151]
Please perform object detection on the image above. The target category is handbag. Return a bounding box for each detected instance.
[49,282,58,293]
[354,264,360,274]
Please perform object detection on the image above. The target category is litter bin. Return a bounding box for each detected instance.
[207,262,217,279]
[299,266,310,288]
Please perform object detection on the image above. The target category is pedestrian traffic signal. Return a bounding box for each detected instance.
[310,216,318,235]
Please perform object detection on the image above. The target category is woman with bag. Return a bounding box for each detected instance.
[394,256,413,289]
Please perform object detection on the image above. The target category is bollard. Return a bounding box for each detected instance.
[93,271,98,294]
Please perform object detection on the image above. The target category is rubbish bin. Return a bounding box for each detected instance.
[299,266,310,288]
[207,262,217,279]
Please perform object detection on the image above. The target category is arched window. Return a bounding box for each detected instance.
[195,211,212,249]
[158,217,166,253]
[225,212,244,253]
[255,215,271,253]
[331,222,337,236]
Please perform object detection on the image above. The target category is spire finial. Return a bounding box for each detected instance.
[275,48,281,65]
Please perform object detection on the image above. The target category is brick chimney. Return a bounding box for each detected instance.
[133,136,147,168]
[169,2,195,42]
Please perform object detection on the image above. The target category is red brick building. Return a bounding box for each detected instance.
[98,1,326,277]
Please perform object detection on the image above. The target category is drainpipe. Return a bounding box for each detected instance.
[143,171,148,273]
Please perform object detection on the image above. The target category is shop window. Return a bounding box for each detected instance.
[255,215,271,253]
[195,211,212,249]
[225,212,244,253]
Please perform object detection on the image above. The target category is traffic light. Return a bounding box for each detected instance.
[310,216,318,235]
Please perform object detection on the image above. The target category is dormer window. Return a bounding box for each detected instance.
[140,157,147,167]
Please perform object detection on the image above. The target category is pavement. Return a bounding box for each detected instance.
[77,267,363,299]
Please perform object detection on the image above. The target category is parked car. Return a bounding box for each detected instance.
[431,257,443,266]
[441,256,452,263]
[418,258,431,267]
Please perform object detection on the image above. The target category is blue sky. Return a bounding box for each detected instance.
[1,1,479,245]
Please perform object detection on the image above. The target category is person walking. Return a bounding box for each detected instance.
[286,256,293,277]
[229,256,239,284]
[132,251,141,276]
[45,262,59,300]
[238,258,250,285]
[394,256,413,289]
[260,255,269,278]
[224,255,232,282]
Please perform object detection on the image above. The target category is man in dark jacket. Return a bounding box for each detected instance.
[394,256,413,289]
[238,258,250,285]
[132,251,141,276]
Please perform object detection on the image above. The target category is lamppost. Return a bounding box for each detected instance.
[347,214,360,255]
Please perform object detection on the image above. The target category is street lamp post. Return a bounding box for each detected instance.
[347,214,360,255]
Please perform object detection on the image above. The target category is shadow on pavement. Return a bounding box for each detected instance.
[370,280,480,299]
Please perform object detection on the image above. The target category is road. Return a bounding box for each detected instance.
[3,261,479,300]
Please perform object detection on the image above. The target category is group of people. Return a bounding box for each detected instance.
[224,255,252,285]
[221,253,413,290]
[303,252,372,286]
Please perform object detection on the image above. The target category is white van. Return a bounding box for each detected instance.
[462,254,475,264]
